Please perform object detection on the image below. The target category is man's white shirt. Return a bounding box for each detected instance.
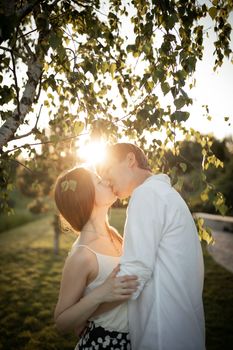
[118,174,205,350]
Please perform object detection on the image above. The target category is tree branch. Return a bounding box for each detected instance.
[49,0,61,7]
[5,131,89,154]
[13,104,43,140]
[34,71,43,103]
[0,45,24,60]
[10,50,20,117]
[0,46,12,53]
[18,28,35,58]
[117,81,159,123]
[71,0,108,17]
[9,158,33,173]
[65,47,77,71]
[17,0,43,22]
[17,28,37,39]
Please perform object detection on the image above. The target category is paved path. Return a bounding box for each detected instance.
[208,230,233,273]
[195,213,233,273]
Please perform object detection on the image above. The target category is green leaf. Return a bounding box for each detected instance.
[110,63,117,78]
[7,183,14,191]
[171,111,190,122]
[166,14,178,29]
[179,162,187,172]
[143,43,151,55]
[126,44,136,53]
[153,139,162,146]
[153,68,164,81]
[175,177,184,191]
[57,46,66,61]
[137,108,149,120]
[201,228,215,245]
[0,85,14,104]
[101,62,109,74]
[184,56,197,73]
[161,82,170,95]
[200,192,209,202]
[195,217,215,244]
[208,7,217,20]
[140,73,151,88]
[74,121,84,134]
[180,88,188,99]
[47,75,57,91]
[218,203,228,216]
[174,96,186,110]
[49,33,62,50]
[146,81,154,91]
[133,51,140,58]
[149,109,163,125]
[50,134,59,143]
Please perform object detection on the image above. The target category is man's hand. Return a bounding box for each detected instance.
[94,264,139,303]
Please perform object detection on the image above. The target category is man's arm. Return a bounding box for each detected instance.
[118,186,164,299]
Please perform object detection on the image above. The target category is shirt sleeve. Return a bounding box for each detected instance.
[117,186,164,300]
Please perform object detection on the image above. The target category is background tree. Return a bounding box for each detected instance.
[0,0,232,241]
[16,105,79,252]
[161,136,233,214]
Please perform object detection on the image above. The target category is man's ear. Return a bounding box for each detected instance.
[126,152,137,168]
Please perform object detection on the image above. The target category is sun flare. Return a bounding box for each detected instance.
[77,140,107,166]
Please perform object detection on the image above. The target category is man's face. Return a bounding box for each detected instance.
[100,155,133,199]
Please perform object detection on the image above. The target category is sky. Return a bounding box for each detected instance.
[185,14,233,140]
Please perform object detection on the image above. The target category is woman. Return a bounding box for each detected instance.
[54,166,138,349]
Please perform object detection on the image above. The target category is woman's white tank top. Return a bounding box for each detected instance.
[69,240,128,333]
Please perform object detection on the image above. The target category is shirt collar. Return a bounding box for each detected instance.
[144,173,171,186]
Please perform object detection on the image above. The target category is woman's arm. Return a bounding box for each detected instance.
[73,323,88,337]
[54,250,138,333]
[54,249,99,333]
[91,301,123,317]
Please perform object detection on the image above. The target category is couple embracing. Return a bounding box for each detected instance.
[54,143,205,350]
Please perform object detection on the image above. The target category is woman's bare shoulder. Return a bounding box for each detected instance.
[65,245,96,272]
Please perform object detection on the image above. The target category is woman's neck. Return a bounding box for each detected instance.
[82,222,109,236]
[81,206,110,240]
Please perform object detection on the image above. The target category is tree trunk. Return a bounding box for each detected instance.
[0,59,43,150]
[53,214,60,255]
[0,6,50,151]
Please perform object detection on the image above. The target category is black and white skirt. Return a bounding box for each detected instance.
[75,321,131,350]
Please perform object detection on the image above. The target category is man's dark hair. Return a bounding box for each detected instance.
[107,143,151,171]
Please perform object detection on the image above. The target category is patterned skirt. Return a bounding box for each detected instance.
[75,321,131,350]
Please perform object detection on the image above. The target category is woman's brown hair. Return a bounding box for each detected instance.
[54,167,95,232]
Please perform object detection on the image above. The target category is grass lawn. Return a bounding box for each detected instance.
[0,190,50,233]
[0,209,232,350]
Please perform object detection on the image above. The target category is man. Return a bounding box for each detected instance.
[101,143,205,350]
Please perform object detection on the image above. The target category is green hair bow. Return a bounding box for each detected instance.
[61,179,77,192]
